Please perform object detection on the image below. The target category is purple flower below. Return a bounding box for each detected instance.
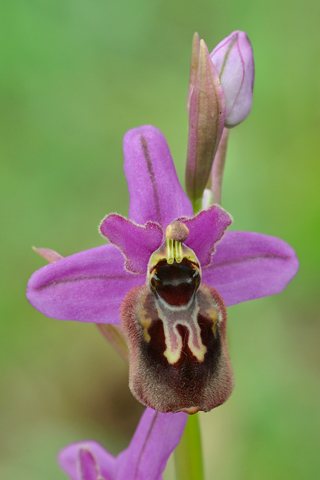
[27,125,299,412]
[58,407,187,480]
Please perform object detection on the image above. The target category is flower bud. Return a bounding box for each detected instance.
[210,31,254,127]
[186,38,225,211]
[186,32,201,114]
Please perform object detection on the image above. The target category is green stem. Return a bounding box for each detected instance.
[174,413,204,480]
[192,197,203,215]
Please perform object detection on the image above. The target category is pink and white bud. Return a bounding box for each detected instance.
[210,31,254,127]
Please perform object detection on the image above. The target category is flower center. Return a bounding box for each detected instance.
[166,238,183,264]
[150,257,200,306]
[148,221,201,307]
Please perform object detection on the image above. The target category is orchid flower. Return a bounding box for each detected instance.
[58,407,187,480]
[27,125,298,414]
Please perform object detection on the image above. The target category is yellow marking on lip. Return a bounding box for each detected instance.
[161,313,207,364]
[164,347,181,364]
[189,342,207,362]
[163,335,207,364]
[206,307,219,336]
[139,309,152,342]
[143,330,151,342]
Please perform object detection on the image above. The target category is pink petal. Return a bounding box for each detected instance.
[123,125,193,228]
[100,214,163,274]
[27,244,144,324]
[178,205,233,267]
[78,449,100,480]
[58,441,115,480]
[202,231,299,306]
[116,407,187,480]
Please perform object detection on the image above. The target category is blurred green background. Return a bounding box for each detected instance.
[1,0,319,479]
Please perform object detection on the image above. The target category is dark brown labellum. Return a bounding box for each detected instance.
[120,279,234,413]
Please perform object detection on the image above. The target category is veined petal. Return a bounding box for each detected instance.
[124,125,193,228]
[177,205,233,267]
[26,244,144,324]
[58,441,116,480]
[116,407,187,480]
[202,231,299,306]
[100,214,163,274]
